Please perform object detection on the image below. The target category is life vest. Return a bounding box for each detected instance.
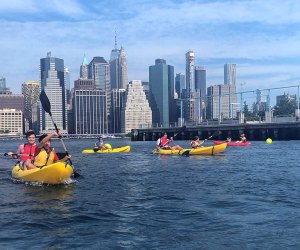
[20,143,36,162]
[160,137,170,147]
[34,147,57,167]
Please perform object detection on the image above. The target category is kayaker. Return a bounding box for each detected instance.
[34,131,71,168]
[7,130,37,170]
[191,136,205,148]
[225,137,232,142]
[160,132,183,150]
[236,133,247,143]
[95,135,110,150]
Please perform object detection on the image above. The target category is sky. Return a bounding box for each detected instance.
[1,0,300,100]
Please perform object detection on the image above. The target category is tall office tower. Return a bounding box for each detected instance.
[175,73,185,99]
[121,80,152,133]
[39,52,68,133]
[149,59,175,126]
[185,50,195,122]
[186,50,195,95]
[0,109,23,136]
[73,79,107,134]
[22,81,40,130]
[195,66,206,98]
[64,66,72,106]
[0,77,12,94]
[111,89,126,133]
[224,63,236,85]
[207,84,238,120]
[80,54,89,79]
[109,35,128,90]
[88,57,111,119]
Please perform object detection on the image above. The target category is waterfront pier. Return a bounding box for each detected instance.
[131,122,300,141]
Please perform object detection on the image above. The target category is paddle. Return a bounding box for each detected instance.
[181,130,222,157]
[39,90,80,178]
[173,125,186,138]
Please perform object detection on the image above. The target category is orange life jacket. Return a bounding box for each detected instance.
[20,143,36,162]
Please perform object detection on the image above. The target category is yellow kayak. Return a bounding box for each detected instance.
[154,143,227,155]
[82,145,131,154]
[11,162,73,184]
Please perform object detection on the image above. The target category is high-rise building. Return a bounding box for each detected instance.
[175,73,185,99]
[0,109,23,136]
[224,63,236,85]
[195,66,206,98]
[80,54,89,79]
[149,59,175,126]
[39,52,68,133]
[186,50,195,95]
[121,80,152,133]
[207,84,238,120]
[88,57,111,119]
[22,81,40,131]
[0,77,12,94]
[111,89,126,133]
[73,88,107,135]
[109,35,128,90]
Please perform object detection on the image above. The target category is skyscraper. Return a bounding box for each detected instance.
[195,66,206,98]
[109,36,128,90]
[224,63,236,85]
[175,73,185,99]
[22,81,40,130]
[149,59,175,126]
[121,80,152,133]
[111,89,126,133]
[88,56,111,129]
[186,50,195,96]
[80,54,89,79]
[39,52,67,133]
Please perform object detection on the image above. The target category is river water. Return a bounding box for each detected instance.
[0,138,299,249]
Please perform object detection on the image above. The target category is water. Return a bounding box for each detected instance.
[0,138,300,249]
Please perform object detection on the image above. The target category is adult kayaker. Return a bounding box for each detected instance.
[236,133,247,143]
[191,136,205,148]
[159,132,183,150]
[225,137,232,142]
[7,130,37,170]
[34,131,71,168]
[95,135,110,150]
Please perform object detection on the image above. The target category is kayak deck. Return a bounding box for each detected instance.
[154,143,227,155]
[11,162,73,184]
[82,145,131,154]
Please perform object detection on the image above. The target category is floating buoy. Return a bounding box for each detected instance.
[266,138,272,144]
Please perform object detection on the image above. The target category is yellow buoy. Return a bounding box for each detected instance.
[266,138,272,144]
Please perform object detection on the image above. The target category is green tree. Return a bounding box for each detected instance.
[273,95,297,116]
[243,101,252,118]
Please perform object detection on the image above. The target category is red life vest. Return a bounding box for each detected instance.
[160,137,170,147]
[20,143,37,162]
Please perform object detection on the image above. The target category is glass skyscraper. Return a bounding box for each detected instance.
[39,52,67,133]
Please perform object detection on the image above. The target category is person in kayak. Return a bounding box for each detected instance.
[95,135,110,150]
[225,137,232,142]
[191,136,205,148]
[33,131,71,168]
[236,133,247,143]
[159,132,183,150]
[7,130,37,170]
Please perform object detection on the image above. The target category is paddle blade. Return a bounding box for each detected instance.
[40,90,52,115]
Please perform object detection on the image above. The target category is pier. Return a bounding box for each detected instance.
[131,121,300,141]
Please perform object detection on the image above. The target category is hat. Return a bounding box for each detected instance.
[25,130,36,138]
[99,135,103,139]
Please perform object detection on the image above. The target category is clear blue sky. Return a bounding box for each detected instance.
[1,0,300,96]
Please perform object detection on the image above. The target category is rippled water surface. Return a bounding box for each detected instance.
[0,138,300,249]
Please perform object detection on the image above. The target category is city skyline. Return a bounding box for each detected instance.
[1,0,300,94]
